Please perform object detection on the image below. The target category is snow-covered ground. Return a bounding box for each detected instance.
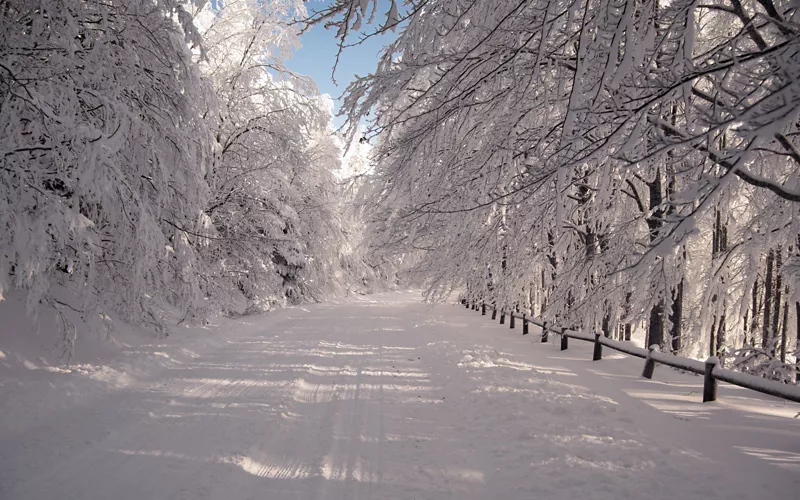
[1,291,799,499]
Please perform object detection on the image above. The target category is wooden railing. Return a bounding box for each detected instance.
[462,300,800,405]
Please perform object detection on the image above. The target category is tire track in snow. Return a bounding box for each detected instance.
[314,355,364,500]
[220,335,350,491]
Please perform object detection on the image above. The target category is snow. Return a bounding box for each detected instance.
[713,365,800,404]
[650,348,708,374]
[597,336,650,358]
[2,291,799,499]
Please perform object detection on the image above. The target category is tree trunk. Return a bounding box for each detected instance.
[544,230,557,315]
[623,291,633,342]
[648,302,664,349]
[669,280,683,353]
[780,297,788,363]
[709,315,717,358]
[716,313,726,359]
[743,309,749,347]
[602,309,611,338]
[795,301,799,381]
[763,249,774,350]
[666,161,683,354]
[711,208,728,357]
[771,249,783,357]
[540,268,546,314]
[750,277,760,345]
[646,168,664,348]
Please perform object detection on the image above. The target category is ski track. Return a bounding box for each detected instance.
[1,291,799,499]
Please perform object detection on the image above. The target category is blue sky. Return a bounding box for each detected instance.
[285,1,398,127]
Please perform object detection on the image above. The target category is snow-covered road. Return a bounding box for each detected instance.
[2,291,799,499]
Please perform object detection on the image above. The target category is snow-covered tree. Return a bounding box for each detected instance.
[312,0,800,379]
[0,0,214,336]
[191,0,363,311]
[0,0,384,354]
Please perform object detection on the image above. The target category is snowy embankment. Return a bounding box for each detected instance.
[1,291,799,499]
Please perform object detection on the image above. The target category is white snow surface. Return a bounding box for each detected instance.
[1,291,799,499]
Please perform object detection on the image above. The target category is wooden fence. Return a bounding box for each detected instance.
[462,300,800,405]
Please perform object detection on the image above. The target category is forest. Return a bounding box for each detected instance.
[310,0,800,382]
[2,0,799,382]
[0,0,391,346]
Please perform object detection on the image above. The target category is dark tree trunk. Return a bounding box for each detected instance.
[771,249,783,357]
[602,309,611,338]
[709,316,717,358]
[669,280,683,353]
[665,113,683,354]
[750,278,760,345]
[544,230,557,315]
[795,301,800,380]
[716,313,726,358]
[540,268,546,314]
[763,249,775,350]
[648,302,664,349]
[743,309,749,347]
[646,168,664,348]
[622,291,633,342]
[647,168,663,238]
[711,208,728,357]
[780,297,788,363]
[623,292,633,342]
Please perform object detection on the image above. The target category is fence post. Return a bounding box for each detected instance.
[509,313,515,329]
[703,356,718,402]
[482,303,486,315]
[541,321,548,343]
[522,315,529,335]
[593,333,603,361]
[560,332,568,350]
[642,345,657,379]
[500,311,506,325]
[491,308,497,320]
